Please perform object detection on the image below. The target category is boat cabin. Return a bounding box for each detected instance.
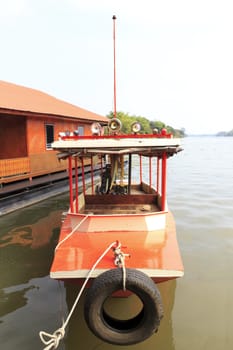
[50,119,183,286]
[52,120,182,227]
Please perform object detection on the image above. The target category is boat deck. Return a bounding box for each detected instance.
[78,183,162,215]
[50,180,184,282]
[79,193,160,215]
[81,203,159,215]
[50,211,184,282]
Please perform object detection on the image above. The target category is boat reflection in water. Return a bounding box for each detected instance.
[0,198,65,321]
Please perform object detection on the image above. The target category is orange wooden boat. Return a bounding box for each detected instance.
[51,128,184,284]
[48,16,184,346]
[49,121,183,345]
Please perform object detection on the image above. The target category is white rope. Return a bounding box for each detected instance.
[55,215,89,251]
[39,328,65,350]
[40,240,118,350]
[122,259,127,291]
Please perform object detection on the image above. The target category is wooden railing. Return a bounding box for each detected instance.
[0,154,92,185]
[0,157,30,178]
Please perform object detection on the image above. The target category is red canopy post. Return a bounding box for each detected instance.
[75,157,79,213]
[149,157,152,188]
[156,157,160,194]
[161,152,167,211]
[81,157,86,195]
[139,155,142,184]
[91,156,94,194]
[68,156,74,213]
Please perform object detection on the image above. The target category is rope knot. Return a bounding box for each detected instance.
[39,327,65,350]
[113,241,130,290]
[113,241,130,266]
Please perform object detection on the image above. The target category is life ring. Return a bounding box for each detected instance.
[84,268,164,345]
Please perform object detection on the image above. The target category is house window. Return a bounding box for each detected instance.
[78,126,84,136]
[45,124,54,149]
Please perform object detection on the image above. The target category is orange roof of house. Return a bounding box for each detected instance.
[0,80,108,123]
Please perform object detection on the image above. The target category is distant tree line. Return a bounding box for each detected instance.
[216,129,233,136]
[107,111,186,137]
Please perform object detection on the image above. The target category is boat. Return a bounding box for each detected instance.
[48,121,183,344]
[46,16,184,347]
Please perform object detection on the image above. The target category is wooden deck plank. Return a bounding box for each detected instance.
[81,193,159,214]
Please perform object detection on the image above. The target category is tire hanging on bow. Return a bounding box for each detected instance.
[84,268,164,346]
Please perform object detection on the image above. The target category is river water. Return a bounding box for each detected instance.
[0,137,232,350]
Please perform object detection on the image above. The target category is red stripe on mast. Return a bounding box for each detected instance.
[113,15,117,118]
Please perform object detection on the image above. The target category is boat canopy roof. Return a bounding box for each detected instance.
[52,134,182,159]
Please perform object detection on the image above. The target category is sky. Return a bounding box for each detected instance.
[0,0,233,134]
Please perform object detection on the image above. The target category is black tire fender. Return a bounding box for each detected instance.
[84,268,164,345]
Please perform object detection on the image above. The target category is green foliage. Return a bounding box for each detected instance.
[107,111,186,137]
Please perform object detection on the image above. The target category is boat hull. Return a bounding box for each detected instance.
[50,210,183,284]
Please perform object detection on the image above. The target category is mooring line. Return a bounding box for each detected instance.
[39,240,118,350]
[55,215,89,251]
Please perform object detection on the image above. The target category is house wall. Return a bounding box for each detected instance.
[27,116,90,154]
[26,116,90,175]
[0,115,27,159]
[0,114,94,183]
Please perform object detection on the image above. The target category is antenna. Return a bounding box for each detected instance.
[112,15,117,118]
